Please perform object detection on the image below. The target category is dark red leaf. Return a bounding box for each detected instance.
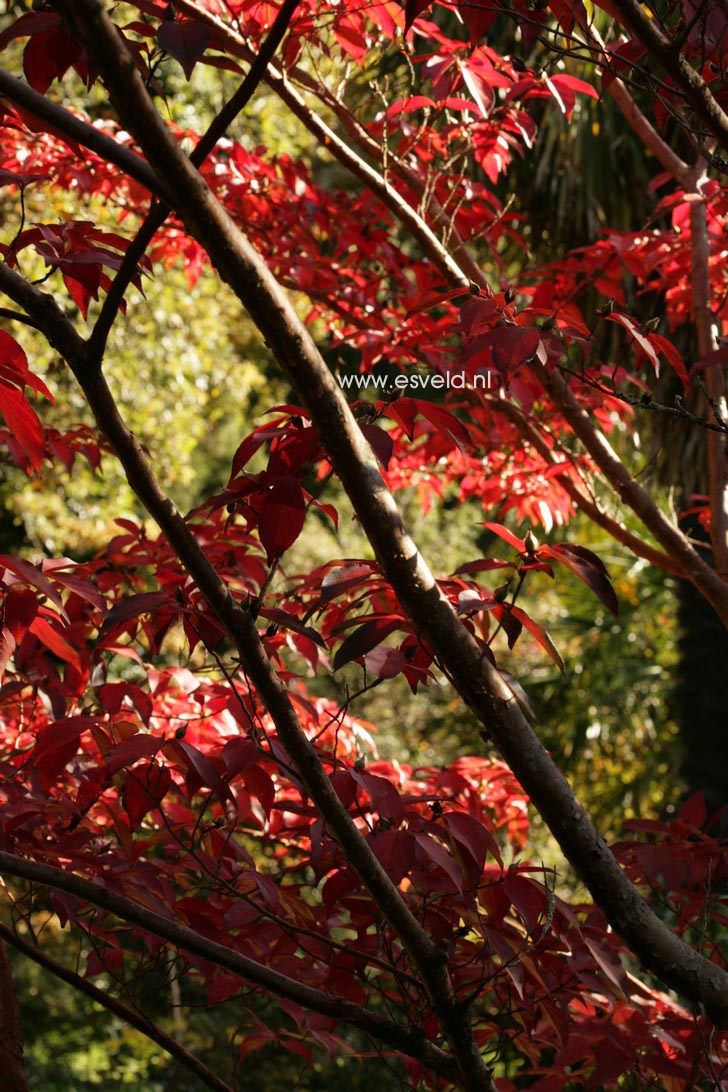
[0,385,44,472]
[157,19,211,78]
[542,543,619,616]
[258,476,306,561]
[123,762,171,830]
[332,616,404,671]
[99,591,171,637]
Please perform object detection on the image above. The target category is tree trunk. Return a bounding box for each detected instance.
[0,939,29,1092]
[675,539,728,824]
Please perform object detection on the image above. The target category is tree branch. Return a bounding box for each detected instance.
[539,361,728,626]
[173,0,483,290]
[0,68,167,200]
[90,0,301,360]
[607,0,728,151]
[580,19,691,186]
[0,855,457,1080]
[43,0,728,1028]
[492,396,687,576]
[0,922,234,1092]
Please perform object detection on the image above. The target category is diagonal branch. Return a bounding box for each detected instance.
[0,854,457,1080]
[607,0,728,152]
[0,922,234,1092]
[579,19,691,186]
[492,396,687,576]
[539,361,728,623]
[174,0,481,289]
[90,0,301,360]
[44,0,728,1028]
[0,68,167,199]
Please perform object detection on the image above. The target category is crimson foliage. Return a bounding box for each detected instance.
[0,0,727,1088]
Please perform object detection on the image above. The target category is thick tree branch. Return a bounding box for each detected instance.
[42,0,728,1028]
[0,854,458,1081]
[0,922,233,1092]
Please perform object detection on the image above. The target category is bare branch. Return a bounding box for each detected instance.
[540,361,728,625]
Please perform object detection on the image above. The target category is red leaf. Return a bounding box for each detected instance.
[368,828,415,883]
[0,385,44,472]
[2,586,38,643]
[165,739,231,805]
[542,543,619,616]
[333,616,404,671]
[99,591,171,636]
[364,644,406,678]
[157,19,211,78]
[509,605,565,673]
[416,400,471,446]
[481,522,526,552]
[0,556,64,611]
[607,312,659,368]
[34,715,98,759]
[689,346,728,382]
[414,831,464,892]
[360,423,394,469]
[257,607,325,647]
[106,734,162,775]
[649,333,688,386]
[242,765,275,818]
[491,325,541,379]
[123,762,171,830]
[258,476,306,561]
[443,810,502,872]
[29,615,82,671]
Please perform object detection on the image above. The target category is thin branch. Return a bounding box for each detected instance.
[90,0,301,360]
[0,854,458,1081]
[539,361,728,625]
[0,922,234,1092]
[580,19,691,187]
[607,0,728,152]
[491,396,687,577]
[173,0,485,290]
[0,307,40,330]
[0,68,167,200]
